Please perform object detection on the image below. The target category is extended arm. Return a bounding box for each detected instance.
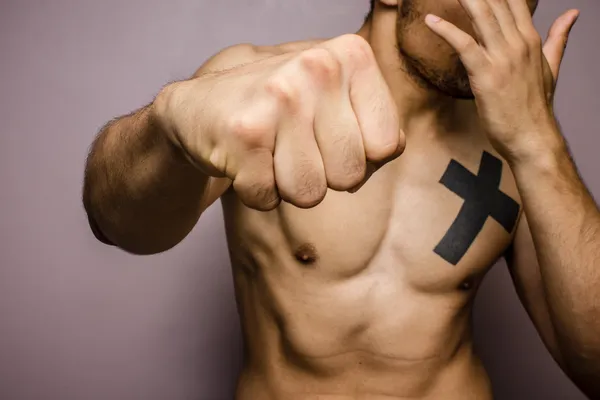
[82,44,257,255]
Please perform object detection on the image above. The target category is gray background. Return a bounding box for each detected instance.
[0,0,598,399]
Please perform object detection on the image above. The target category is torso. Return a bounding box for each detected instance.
[220,40,523,400]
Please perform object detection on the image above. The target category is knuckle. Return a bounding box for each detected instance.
[208,148,227,174]
[484,73,505,91]
[481,7,496,23]
[460,37,479,54]
[226,114,268,147]
[525,30,542,47]
[264,76,299,107]
[339,34,375,69]
[298,48,341,84]
[512,39,529,59]
[495,54,512,72]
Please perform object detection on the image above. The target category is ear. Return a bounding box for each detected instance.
[380,0,399,6]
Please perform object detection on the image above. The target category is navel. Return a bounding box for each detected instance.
[294,243,318,266]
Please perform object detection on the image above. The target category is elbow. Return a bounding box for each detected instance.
[569,368,600,399]
[82,173,118,248]
[82,134,193,256]
[83,198,180,255]
[82,185,188,256]
[85,212,116,248]
[83,129,119,248]
[82,140,154,255]
[561,346,600,398]
[110,232,187,257]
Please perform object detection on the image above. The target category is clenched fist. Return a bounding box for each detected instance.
[158,34,404,211]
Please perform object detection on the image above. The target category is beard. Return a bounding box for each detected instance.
[396,0,475,99]
[398,48,474,99]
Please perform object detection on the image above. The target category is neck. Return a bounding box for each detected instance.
[355,13,478,137]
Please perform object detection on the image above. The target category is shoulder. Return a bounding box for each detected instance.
[259,38,329,55]
[192,38,329,78]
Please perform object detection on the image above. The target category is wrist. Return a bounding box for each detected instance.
[504,118,567,168]
[145,94,192,176]
[508,140,571,185]
[151,82,198,163]
[152,81,183,146]
[152,81,221,177]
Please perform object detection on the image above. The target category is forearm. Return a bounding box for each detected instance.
[510,126,600,379]
[83,98,211,255]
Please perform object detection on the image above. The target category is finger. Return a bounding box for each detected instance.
[347,162,378,194]
[318,34,404,163]
[346,142,404,194]
[314,89,367,192]
[457,0,506,48]
[274,111,327,209]
[297,47,367,191]
[506,0,537,34]
[424,14,488,74]
[543,9,579,80]
[485,0,521,41]
[233,149,281,211]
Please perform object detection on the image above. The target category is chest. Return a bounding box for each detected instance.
[266,145,523,292]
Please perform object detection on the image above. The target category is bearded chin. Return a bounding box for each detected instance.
[396,1,475,99]
[431,59,475,100]
[397,44,475,100]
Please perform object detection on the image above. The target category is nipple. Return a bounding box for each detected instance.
[459,277,477,291]
[294,243,318,266]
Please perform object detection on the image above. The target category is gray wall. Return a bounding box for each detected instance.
[0,1,598,399]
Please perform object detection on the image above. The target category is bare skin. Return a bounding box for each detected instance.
[214,35,516,398]
[83,1,600,399]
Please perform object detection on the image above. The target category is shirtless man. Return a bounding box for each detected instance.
[82,0,600,398]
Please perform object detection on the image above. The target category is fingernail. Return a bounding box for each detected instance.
[426,14,441,24]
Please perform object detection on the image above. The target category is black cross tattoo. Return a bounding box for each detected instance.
[434,151,520,266]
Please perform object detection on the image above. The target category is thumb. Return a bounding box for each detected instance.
[543,9,580,80]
